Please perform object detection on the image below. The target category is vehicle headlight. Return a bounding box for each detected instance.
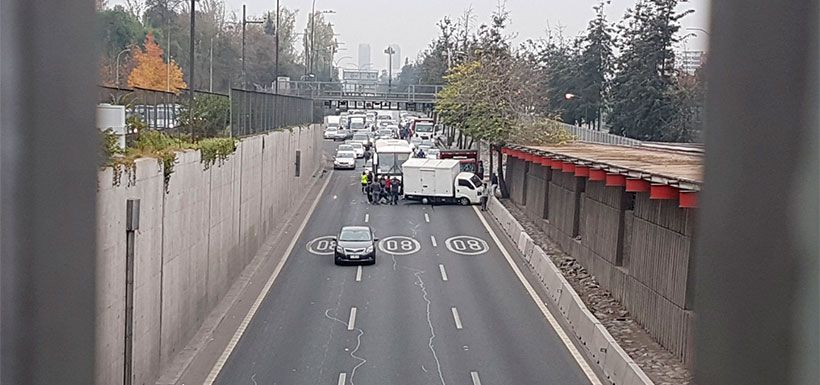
[336,245,344,253]
[365,245,374,253]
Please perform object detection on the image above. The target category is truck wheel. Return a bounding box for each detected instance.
[459,197,470,206]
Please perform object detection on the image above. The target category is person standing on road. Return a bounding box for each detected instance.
[480,188,489,211]
[370,180,381,205]
[390,177,401,205]
[365,181,373,203]
[490,172,499,198]
[363,149,372,165]
[361,171,368,193]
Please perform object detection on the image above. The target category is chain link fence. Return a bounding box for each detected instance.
[230,88,313,137]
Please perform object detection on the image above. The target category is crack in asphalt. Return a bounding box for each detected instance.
[390,253,447,385]
[324,308,367,385]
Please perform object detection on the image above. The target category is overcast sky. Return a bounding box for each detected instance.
[112,0,711,71]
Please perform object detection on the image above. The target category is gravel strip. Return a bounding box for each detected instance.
[501,199,694,385]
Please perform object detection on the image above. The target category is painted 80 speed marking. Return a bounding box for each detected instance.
[378,236,421,255]
[445,236,489,255]
[306,236,337,255]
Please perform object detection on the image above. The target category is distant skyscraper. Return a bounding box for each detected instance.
[358,44,371,70]
[389,44,401,74]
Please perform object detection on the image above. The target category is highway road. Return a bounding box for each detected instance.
[211,142,596,385]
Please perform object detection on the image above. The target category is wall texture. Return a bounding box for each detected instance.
[95,125,322,385]
[505,155,697,367]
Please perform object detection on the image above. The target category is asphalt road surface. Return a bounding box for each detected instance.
[213,144,595,385]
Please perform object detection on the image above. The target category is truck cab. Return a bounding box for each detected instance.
[454,172,484,204]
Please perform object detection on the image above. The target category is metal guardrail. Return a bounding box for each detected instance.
[229,88,313,137]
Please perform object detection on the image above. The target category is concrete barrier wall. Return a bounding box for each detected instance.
[486,197,653,385]
[95,125,323,385]
[505,156,696,368]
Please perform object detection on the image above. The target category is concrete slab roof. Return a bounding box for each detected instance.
[512,143,703,186]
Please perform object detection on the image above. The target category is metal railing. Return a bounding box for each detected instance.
[277,80,443,102]
[558,122,643,146]
[230,88,313,137]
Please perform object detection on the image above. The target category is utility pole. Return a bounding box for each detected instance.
[209,35,214,92]
[241,4,264,89]
[384,46,395,92]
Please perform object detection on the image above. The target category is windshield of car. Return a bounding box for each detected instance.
[338,145,353,152]
[326,126,338,131]
[339,228,371,241]
[353,134,369,141]
[415,123,434,133]
[350,120,365,130]
[349,142,363,149]
[336,151,354,159]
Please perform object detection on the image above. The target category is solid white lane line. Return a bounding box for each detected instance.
[472,206,602,385]
[355,265,362,282]
[470,371,482,385]
[451,307,463,330]
[337,372,347,385]
[347,307,357,331]
[439,264,448,281]
[203,172,334,385]
[424,213,430,223]
[364,213,369,223]
[431,235,438,247]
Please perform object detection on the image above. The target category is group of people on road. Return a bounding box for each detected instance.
[361,171,402,205]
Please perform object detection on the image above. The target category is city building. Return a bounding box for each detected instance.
[679,50,706,74]
[358,43,371,70]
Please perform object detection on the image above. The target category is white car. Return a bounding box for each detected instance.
[351,132,372,148]
[324,126,339,139]
[337,144,354,153]
[349,142,365,158]
[333,151,356,169]
[426,148,441,159]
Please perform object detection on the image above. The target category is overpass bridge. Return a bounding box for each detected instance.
[276,80,443,112]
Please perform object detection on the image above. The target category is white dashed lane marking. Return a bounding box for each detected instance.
[431,235,437,247]
[355,266,362,282]
[364,213,369,223]
[451,307,463,330]
[337,372,346,385]
[470,371,482,385]
[439,264,448,281]
[424,213,430,223]
[347,307,357,331]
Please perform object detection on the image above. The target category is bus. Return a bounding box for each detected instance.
[372,139,413,180]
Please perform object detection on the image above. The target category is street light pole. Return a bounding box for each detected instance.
[309,0,316,76]
[241,4,264,89]
[274,0,280,93]
[189,0,196,140]
[115,48,131,88]
[384,46,395,92]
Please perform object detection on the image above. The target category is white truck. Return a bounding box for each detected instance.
[402,158,485,205]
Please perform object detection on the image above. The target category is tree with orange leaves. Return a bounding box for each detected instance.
[128,32,187,93]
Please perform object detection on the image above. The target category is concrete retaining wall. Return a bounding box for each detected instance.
[487,197,653,385]
[504,156,696,368]
[95,125,322,385]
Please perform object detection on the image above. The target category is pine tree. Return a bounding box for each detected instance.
[608,0,689,140]
[576,1,614,129]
